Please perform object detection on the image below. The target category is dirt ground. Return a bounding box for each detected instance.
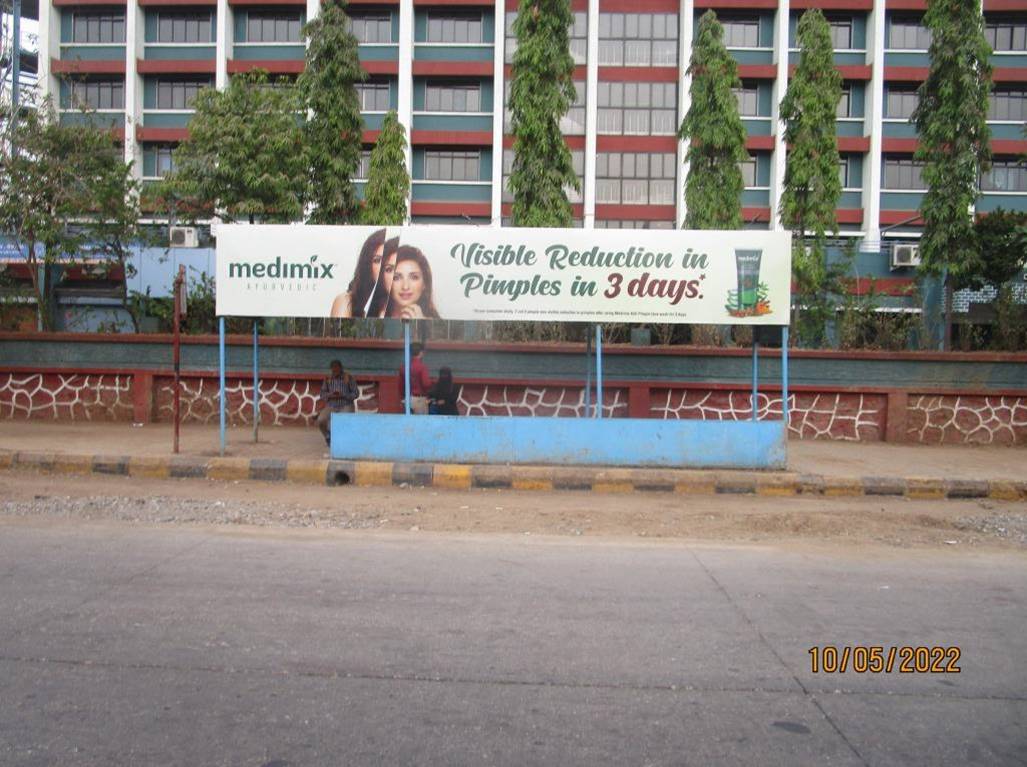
[3,469,1026,552]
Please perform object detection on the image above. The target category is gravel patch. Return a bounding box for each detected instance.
[955,511,1027,545]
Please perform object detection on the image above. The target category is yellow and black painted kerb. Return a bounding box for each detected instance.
[1,450,1024,503]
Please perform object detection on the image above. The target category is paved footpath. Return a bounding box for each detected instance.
[1,517,1025,766]
[1,422,1024,501]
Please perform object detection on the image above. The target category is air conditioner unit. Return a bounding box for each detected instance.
[890,244,921,269]
[169,226,199,249]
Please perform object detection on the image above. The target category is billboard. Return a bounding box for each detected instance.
[215,225,791,325]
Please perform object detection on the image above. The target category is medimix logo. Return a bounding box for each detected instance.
[229,254,334,293]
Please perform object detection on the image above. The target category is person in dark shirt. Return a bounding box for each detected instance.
[427,367,460,416]
[317,359,359,446]
[398,342,432,414]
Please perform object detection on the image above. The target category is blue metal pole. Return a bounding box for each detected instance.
[781,326,789,430]
[595,324,603,419]
[218,316,226,456]
[584,330,592,418]
[403,320,411,415]
[751,341,759,422]
[252,321,259,443]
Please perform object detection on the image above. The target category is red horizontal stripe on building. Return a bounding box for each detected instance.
[596,204,675,222]
[503,65,587,80]
[737,64,777,79]
[410,130,493,146]
[838,136,870,152]
[792,0,873,8]
[984,0,1027,9]
[350,0,398,5]
[503,135,586,150]
[743,207,772,222]
[992,140,1027,155]
[508,0,588,9]
[502,203,585,217]
[412,61,493,77]
[53,0,122,5]
[837,209,864,224]
[696,0,779,9]
[52,58,126,75]
[882,138,919,152]
[137,59,216,74]
[886,0,927,9]
[362,130,380,144]
[411,202,491,217]
[414,0,494,5]
[136,127,189,142]
[745,135,775,151]
[228,0,305,6]
[139,0,216,6]
[601,0,678,11]
[227,59,304,74]
[362,60,399,75]
[787,64,871,80]
[597,136,677,152]
[598,67,678,83]
[844,277,916,296]
[879,210,922,225]
[994,68,1027,82]
[884,66,929,81]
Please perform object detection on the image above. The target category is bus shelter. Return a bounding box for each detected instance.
[215,224,791,470]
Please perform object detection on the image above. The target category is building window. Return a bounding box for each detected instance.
[597,13,678,66]
[246,11,303,43]
[829,18,853,49]
[503,149,584,203]
[156,11,213,44]
[424,150,480,181]
[986,20,1027,51]
[883,156,926,190]
[426,12,483,44]
[155,144,176,177]
[155,79,210,110]
[740,155,758,187]
[721,17,761,48]
[71,11,126,44]
[425,82,481,112]
[506,11,587,64]
[734,82,760,116]
[67,78,125,110]
[982,158,1027,192]
[597,81,677,136]
[596,152,676,205]
[357,149,373,180]
[838,156,851,188]
[885,87,919,119]
[356,81,390,112]
[989,88,1027,121]
[888,16,931,50]
[350,12,392,44]
[836,85,852,118]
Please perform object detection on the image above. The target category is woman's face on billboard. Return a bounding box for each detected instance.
[372,248,397,292]
[391,260,424,308]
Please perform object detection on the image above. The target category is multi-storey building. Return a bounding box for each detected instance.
[30,0,1027,295]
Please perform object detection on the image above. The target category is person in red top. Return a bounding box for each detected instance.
[399,342,432,414]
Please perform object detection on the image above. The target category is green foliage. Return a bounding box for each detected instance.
[680,11,747,230]
[837,282,920,351]
[360,111,410,225]
[508,0,578,227]
[0,98,143,330]
[913,0,992,291]
[779,9,843,345]
[299,0,366,224]
[969,208,1027,290]
[164,70,306,224]
[988,285,1027,351]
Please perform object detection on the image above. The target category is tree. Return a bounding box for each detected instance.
[779,8,843,345]
[298,0,366,224]
[164,70,306,224]
[971,209,1027,289]
[507,0,578,227]
[360,110,410,225]
[0,98,142,330]
[679,11,747,230]
[912,0,992,350]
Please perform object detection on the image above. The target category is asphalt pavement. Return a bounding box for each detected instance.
[1,517,1025,767]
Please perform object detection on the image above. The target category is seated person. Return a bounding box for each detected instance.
[317,359,359,446]
[427,367,460,416]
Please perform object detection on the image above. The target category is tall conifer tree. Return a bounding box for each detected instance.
[680,11,747,230]
[508,0,578,227]
[360,111,410,225]
[912,0,992,350]
[779,8,843,344]
[299,0,367,224]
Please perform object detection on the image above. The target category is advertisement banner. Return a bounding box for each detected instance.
[215,225,792,325]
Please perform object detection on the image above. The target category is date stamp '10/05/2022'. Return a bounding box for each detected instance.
[809,646,962,674]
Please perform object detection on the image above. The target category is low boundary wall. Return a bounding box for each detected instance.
[1,333,1025,445]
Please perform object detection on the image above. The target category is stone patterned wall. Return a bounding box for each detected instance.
[153,376,379,426]
[456,384,628,418]
[0,373,133,421]
[907,395,1027,445]
[650,388,888,441]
